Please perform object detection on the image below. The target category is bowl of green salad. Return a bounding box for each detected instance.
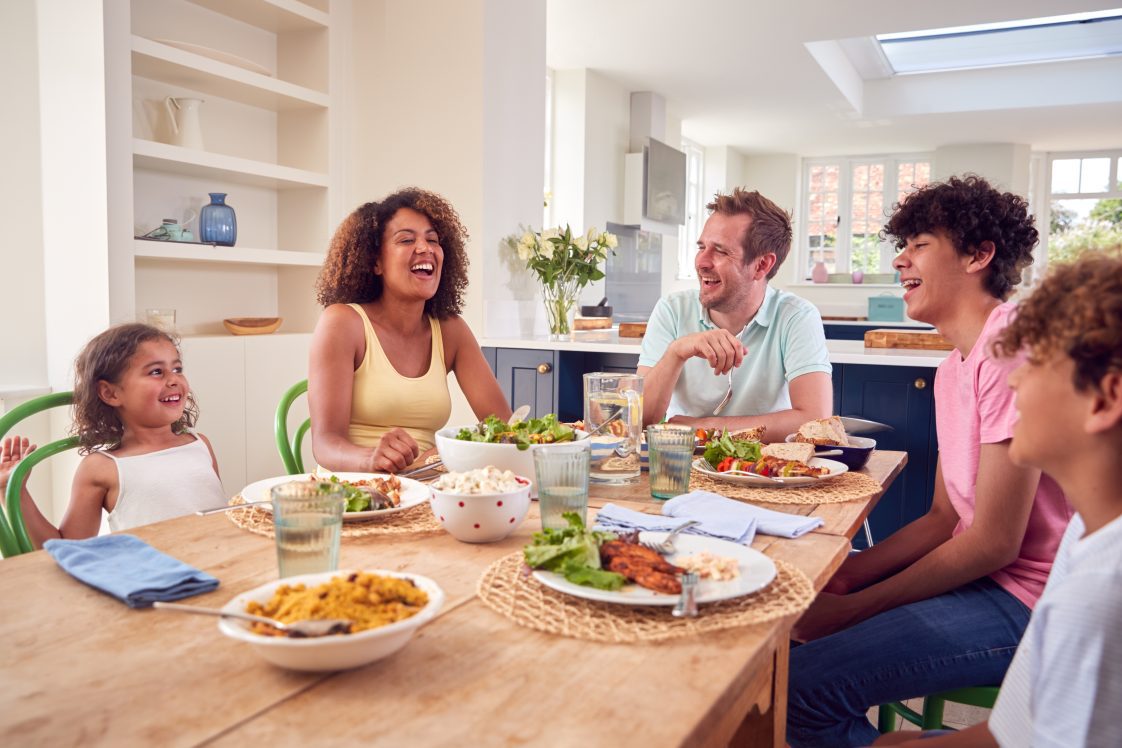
[435,414,586,497]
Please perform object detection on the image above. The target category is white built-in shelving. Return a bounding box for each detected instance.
[132,139,328,190]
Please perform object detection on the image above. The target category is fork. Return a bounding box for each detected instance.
[672,572,699,618]
[712,370,734,415]
[640,519,700,555]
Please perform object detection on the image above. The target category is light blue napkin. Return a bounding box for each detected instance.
[594,502,756,544]
[44,535,219,609]
[663,490,824,539]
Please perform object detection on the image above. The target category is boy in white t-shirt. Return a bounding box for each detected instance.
[875,251,1122,747]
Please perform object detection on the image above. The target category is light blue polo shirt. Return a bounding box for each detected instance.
[638,287,831,419]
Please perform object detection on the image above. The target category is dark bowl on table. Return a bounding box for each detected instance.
[784,434,876,470]
[580,304,613,317]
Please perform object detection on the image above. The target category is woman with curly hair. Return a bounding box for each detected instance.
[787,175,1072,747]
[309,188,510,473]
[0,323,226,548]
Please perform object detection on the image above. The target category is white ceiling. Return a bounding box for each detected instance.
[547,0,1122,156]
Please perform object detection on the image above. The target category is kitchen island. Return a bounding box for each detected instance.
[479,330,950,547]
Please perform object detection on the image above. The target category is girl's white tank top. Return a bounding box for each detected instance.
[102,432,227,531]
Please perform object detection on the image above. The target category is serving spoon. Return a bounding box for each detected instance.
[508,404,531,425]
[153,601,353,637]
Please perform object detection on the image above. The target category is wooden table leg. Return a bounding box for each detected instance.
[727,636,790,748]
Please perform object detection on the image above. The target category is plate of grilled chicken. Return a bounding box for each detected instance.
[531,533,776,606]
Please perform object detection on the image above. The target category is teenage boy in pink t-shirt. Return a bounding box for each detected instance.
[786,175,1071,748]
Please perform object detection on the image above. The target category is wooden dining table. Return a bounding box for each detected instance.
[0,451,905,747]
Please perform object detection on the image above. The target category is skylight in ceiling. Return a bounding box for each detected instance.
[877,10,1122,74]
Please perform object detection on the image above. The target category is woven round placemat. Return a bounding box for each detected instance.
[476,552,814,643]
[689,469,882,505]
[224,495,443,538]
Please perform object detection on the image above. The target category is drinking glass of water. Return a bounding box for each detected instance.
[646,424,695,500]
[532,440,591,531]
[271,480,346,578]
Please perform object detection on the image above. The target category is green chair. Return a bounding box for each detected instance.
[0,392,78,558]
[275,380,310,475]
[878,685,1000,732]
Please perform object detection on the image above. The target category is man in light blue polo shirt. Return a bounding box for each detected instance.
[638,188,831,440]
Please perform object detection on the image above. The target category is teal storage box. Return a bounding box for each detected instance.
[868,295,905,322]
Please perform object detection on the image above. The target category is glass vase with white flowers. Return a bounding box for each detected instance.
[514,225,618,337]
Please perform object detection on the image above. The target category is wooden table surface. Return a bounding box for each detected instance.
[0,451,906,747]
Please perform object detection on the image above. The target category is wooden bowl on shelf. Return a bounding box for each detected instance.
[223,317,282,335]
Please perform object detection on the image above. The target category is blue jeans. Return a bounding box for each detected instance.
[786,577,1029,748]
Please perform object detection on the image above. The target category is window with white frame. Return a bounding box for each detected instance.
[1043,150,1122,267]
[677,138,704,280]
[800,156,931,280]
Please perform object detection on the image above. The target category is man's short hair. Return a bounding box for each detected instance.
[882,174,1038,299]
[995,249,1122,393]
[707,188,792,280]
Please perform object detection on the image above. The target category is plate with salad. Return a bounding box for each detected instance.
[239,472,430,520]
[523,514,776,606]
[694,434,848,487]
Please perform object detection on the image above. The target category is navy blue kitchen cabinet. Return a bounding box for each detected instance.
[837,363,938,548]
[823,323,933,341]
[486,347,558,419]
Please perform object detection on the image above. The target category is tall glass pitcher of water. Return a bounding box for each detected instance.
[583,372,643,484]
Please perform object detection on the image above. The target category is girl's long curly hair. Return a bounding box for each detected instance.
[882,175,1038,299]
[71,323,199,453]
[315,187,469,318]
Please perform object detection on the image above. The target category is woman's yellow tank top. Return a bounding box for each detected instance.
[345,303,451,453]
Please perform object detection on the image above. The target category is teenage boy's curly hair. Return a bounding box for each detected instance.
[882,175,1038,299]
[315,187,469,318]
[995,250,1122,393]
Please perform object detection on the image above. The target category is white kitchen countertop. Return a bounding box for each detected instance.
[479,332,950,368]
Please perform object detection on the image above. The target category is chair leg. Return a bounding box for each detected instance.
[877,703,899,733]
[862,518,874,547]
[921,695,947,730]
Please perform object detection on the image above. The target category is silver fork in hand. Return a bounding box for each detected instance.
[712,370,734,415]
[672,572,699,618]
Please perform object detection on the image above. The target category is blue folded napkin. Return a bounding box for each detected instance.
[594,502,756,544]
[663,490,824,539]
[44,535,219,608]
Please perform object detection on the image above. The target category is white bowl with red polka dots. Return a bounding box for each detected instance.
[429,476,532,543]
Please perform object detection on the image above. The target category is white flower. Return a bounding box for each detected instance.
[587,227,598,242]
[604,232,618,249]
[538,241,555,260]
[516,242,532,261]
[542,228,561,242]
[574,236,588,251]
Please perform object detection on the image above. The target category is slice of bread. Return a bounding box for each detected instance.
[794,416,850,447]
[761,442,815,463]
[729,425,766,442]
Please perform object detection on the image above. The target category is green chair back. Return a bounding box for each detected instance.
[878,685,1000,732]
[0,392,78,558]
[275,380,310,475]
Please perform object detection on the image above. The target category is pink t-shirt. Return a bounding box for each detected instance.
[935,302,1071,610]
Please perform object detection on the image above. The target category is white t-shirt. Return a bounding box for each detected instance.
[989,512,1122,747]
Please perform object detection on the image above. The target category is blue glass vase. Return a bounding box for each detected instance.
[199,192,237,246]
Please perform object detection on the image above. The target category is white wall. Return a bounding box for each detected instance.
[0,0,47,388]
[934,143,1032,195]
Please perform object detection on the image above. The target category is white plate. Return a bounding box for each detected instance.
[152,38,273,76]
[239,472,429,521]
[531,533,776,606]
[691,457,848,487]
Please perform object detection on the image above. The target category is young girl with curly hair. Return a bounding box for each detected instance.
[0,323,225,547]
[309,187,510,473]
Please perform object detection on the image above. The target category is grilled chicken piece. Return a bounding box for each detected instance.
[600,539,686,593]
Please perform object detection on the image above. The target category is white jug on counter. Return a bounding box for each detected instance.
[164,97,205,150]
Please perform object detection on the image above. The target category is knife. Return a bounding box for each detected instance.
[839,416,894,435]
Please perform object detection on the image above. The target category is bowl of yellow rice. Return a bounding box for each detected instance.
[218,570,444,671]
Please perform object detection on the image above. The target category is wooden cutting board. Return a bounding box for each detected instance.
[573,316,612,331]
[618,322,647,338]
[864,328,953,350]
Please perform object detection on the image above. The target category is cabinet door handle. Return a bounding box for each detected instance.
[537,363,552,375]
[914,378,927,390]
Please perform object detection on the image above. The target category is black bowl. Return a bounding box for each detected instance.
[785,434,876,470]
[580,305,613,317]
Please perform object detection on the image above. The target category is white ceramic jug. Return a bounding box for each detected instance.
[164,97,205,150]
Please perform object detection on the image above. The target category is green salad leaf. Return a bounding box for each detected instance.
[702,433,762,469]
[325,475,371,512]
[455,413,575,451]
[523,512,625,590]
